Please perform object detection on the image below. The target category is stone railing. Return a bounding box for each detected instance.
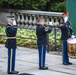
[15,10,63,29]
[0,9,63,29]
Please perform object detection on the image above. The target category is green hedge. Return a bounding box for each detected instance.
[0,26,61,47]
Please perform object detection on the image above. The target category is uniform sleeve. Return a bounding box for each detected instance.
[42,26,52,33]
[68,23,73,35]
[6,26,14,34]
[6,25,17,36]
[59,22,66,29]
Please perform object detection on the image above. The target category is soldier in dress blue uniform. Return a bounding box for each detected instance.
[36,16,53,70]
[59,12,73,65]
[5,16,19,74]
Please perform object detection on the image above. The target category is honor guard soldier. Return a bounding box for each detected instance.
[59,12,73,65]
[36,16,53,70]
[5,16,19,74]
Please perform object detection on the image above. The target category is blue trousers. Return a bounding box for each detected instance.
[38,45,46,67]
[62,40,69,63]
[7,48,16,73]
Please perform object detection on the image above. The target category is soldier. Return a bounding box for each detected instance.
[59,12,73,65]
[36,16,53,70]
[5,16,19,74]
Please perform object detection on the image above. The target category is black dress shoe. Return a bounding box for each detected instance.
[63,62,68,65]
[8,71,19,74]
[67,62,72,65]
[39,67,48,70]
[63,62,72,65]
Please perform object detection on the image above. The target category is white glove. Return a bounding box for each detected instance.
[53,22,59,27]
[13,20,17,25]
[48,22,53,26]
[71,35,75,39]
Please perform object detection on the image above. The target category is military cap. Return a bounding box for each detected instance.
[62,12,69,16]
[36,16,44,22]
[7,16,15,21]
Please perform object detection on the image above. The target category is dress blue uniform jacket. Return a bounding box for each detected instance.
[36,24,52,45]
[59,20,73,40]
[59,20,73,63]
[5,24,17,48]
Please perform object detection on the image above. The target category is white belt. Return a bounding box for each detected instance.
[7,37,16,39]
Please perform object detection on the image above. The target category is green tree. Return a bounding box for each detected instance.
[0,0,66,12]
[51,1,66,12]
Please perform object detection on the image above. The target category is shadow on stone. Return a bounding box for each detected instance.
[17,73,34,75]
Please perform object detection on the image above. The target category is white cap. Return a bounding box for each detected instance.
[7,16,15,21]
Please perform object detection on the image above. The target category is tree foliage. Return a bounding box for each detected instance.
[50,1,66,12]
[0,0,66,12]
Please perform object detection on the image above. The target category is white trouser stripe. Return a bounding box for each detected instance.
[41,46,43,67]
[10,49,12,72]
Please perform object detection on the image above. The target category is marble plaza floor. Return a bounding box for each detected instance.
[0,44,76,75]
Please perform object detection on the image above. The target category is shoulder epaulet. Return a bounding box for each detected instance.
[6,26,11,28]
[6,24,11,28]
